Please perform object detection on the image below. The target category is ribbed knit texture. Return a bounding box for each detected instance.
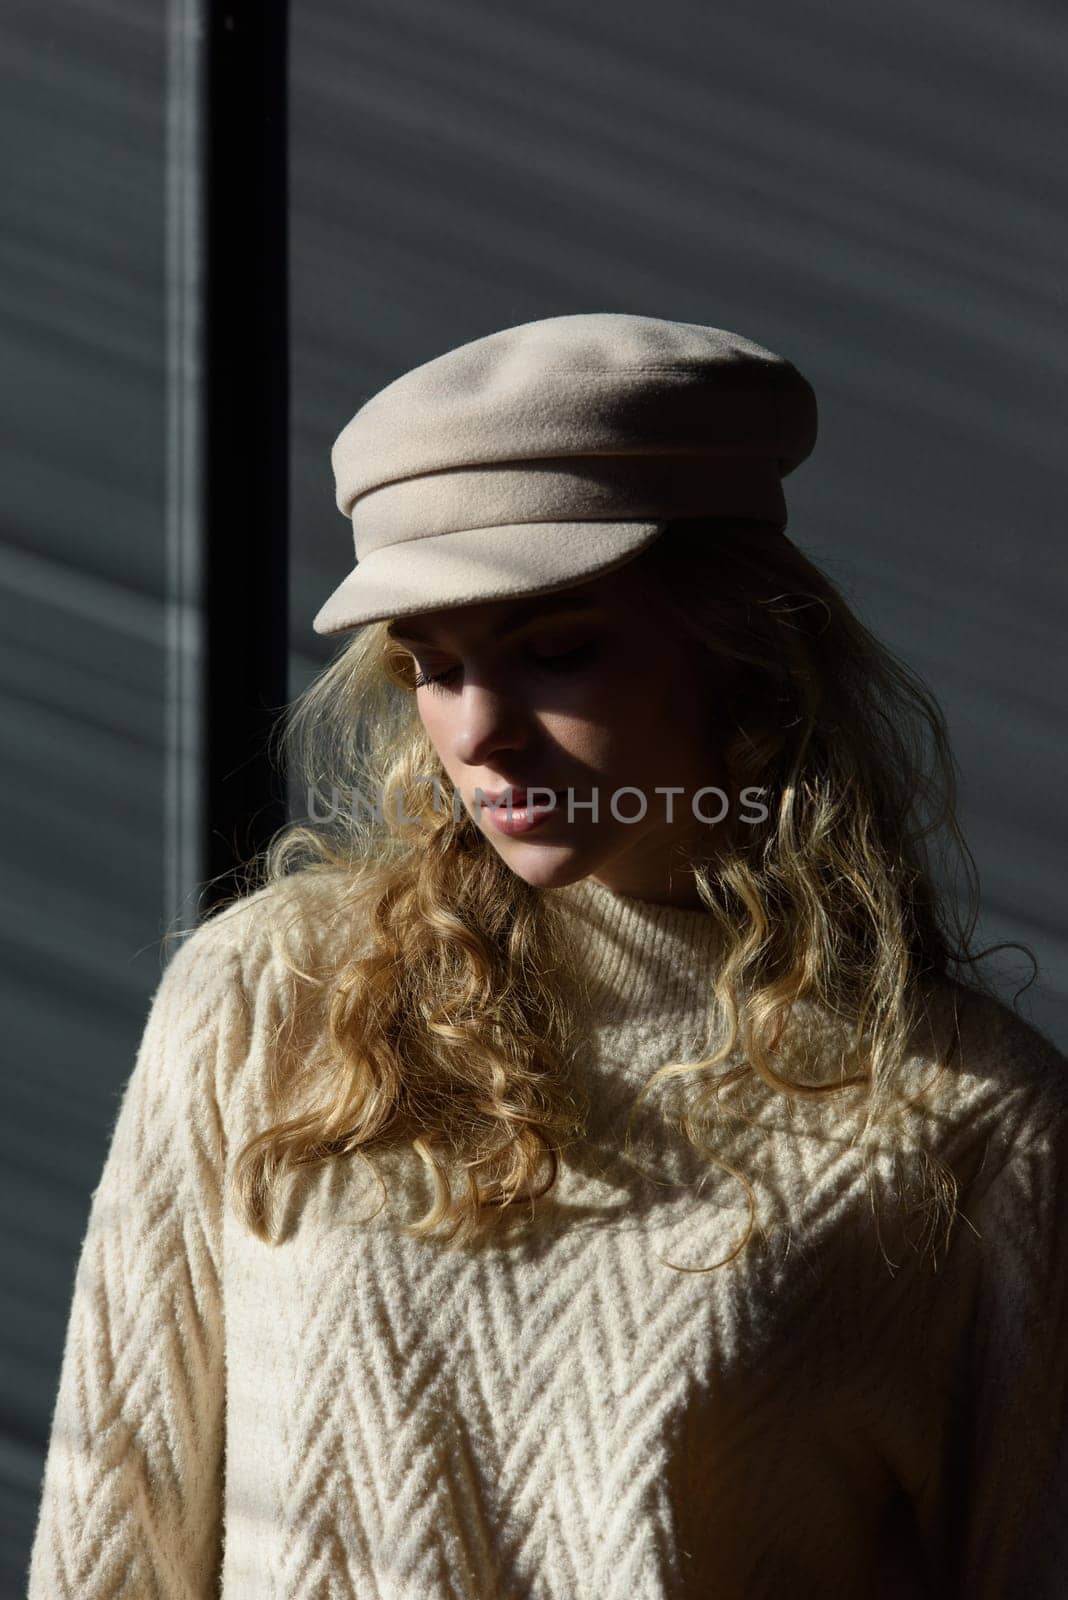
[27,872,1068,1598]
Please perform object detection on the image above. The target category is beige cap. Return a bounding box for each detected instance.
[313,311,817,635]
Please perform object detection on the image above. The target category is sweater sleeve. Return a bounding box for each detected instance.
[26,922,250,1600]
[946,1092,1068,1597]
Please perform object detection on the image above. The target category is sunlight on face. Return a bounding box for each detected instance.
[387,562,731,907]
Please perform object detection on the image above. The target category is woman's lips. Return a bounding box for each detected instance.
[477,788,563,835]
[479,787,562,808]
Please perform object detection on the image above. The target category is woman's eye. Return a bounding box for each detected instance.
[529,640,599,671]
[411,639,598,694]
[412,663,460,693]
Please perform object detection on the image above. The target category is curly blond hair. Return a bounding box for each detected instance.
[189,516,1030,1268]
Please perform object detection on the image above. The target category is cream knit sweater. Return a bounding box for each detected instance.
[26,872,1068,1598]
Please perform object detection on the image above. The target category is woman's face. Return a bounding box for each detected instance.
[388,561,732,907]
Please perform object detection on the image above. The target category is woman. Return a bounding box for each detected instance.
[28,314,1068,1598]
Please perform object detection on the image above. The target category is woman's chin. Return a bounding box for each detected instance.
[488,838,598,889]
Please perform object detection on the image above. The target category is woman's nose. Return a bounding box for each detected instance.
[450,680,531,768]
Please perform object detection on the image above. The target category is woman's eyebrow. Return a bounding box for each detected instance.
[386,597,601,648]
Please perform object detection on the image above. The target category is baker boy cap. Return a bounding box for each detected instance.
[313,311,817,635]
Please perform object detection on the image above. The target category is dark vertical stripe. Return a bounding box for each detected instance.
[202,0,290,914]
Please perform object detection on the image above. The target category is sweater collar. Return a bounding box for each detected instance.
[547,874,724,1030]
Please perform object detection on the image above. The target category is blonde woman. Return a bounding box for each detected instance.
[29,315,1068,1598]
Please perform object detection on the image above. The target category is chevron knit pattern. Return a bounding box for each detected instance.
[26,873,1068,1599]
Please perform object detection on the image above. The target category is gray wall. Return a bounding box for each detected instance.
[2,3,169,1591]
[7,0,1067,1587]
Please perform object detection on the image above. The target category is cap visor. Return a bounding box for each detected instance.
[312,519,668,635]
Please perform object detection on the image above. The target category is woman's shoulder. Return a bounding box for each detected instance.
[784,976,1067,1181]
[159,867,373,1002]
[146,870,376,1123]
[908,976,1068,1178]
